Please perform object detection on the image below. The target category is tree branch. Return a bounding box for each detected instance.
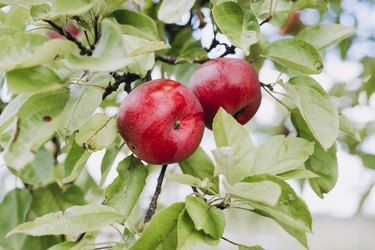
[144,164,168,223]
[45,20,93,56]
[102,72,140,100]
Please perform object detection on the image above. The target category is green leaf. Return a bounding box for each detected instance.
[128,40,170,57]
[177,210,219,250]
[31,184,86,217]
[356,183,374,215]
[296,24,356,50]
[358,152,375,170]
[242,174,312,248]
[158,0,195,24]
[224,178,281,206]
[0,93,31,134]
[105,155,148,221]
[212,2,259,55]
[46,236,94,250]
[129,203,185,250]
[60,85,102,137]
[65,20,159,74]
[75,113,117,151]
[251,0,291,18]
[282,76,339,150]
[339,113,361,142]
[100,144,120,186]
[6,66,65,94]
[175,48,208,64]
[179,147,219,194]
[8,204,121,237]
[14,147,54,186]
[30,0,98,19]
[0,33,75,71]
[64,19,133,71]
[0,25,21,37]
[166,173,214,191]
[212,108,255,184]
[263,38,323,74]
[252,135,314,175]
[277,168,318,180]
[251,0,328,17]
[0,0,46,8]
[238,245,265,250]
[293,0,329,10]
[185,196,225,240]
[4,89,69,170]
[110,9,159,40]
[291,109,338,198]
[0,189,32,250]
[60,142,91,186]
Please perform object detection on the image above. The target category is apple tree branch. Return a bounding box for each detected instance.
[144,164,168,223]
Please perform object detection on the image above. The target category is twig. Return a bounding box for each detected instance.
[260,15,273,26]
[195,9,207,28]
[205,25,236,57]
[218,45,236,58]
[45,20,93,56]
[155,54,208,65]
[102,72,140,100]
[93,15,100,46]
[144,164,168,223]
[191,186,199,193]
[155,54,178,64]
[75,232,86,242]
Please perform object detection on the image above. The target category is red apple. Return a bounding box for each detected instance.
[117,79,205,165]
[189,58,261,129]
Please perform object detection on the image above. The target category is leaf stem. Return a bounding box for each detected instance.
[221,236,241,246]
[261,84,291,111]
[144,164,168,223]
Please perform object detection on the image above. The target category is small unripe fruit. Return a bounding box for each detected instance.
[117,79,205,165]
[189,58,261,129]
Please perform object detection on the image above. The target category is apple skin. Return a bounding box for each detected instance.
[189,58,261,129]
[117,79,205,165]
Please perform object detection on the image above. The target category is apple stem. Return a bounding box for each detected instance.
[144,164,168,223]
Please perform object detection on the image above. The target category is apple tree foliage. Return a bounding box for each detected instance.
[0,0,371,249]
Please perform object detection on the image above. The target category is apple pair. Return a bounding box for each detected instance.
[117,58,262,165]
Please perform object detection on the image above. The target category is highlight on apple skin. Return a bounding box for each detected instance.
[117,79,205,165]
[189,58,262,129]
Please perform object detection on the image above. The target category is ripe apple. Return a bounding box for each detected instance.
[117,79,205,165]
[280,11,304,35]
[47,25,81,39]
[189,58,261,129]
